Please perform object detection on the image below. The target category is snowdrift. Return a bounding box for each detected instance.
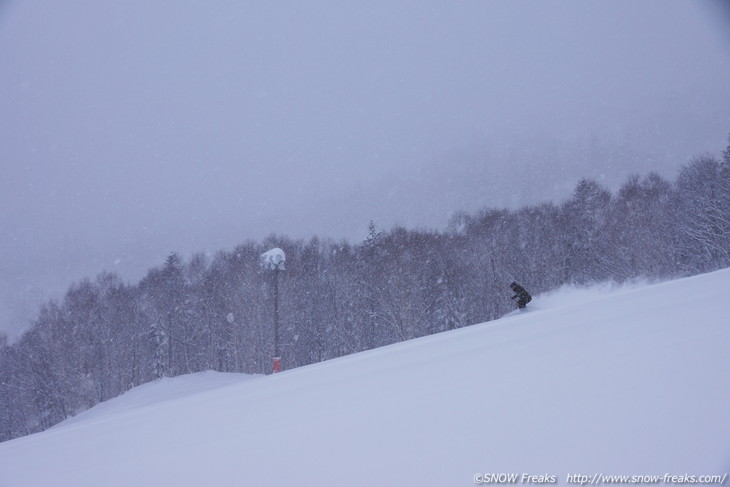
[1,269,729,486]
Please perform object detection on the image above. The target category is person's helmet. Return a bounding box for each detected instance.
[510,281,517,288]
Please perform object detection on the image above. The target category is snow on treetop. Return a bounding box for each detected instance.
[260,248,286,270]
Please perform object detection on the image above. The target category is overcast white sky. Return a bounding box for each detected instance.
[1,0,729,339]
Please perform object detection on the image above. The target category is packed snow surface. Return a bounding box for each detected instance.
[1,269,729,486]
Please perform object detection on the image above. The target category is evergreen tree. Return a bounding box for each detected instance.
[3,137,730,442]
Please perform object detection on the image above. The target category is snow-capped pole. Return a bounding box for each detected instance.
[261,248,286,374]
[260,248,286,271]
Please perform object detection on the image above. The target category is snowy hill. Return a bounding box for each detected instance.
[1,270,729,486]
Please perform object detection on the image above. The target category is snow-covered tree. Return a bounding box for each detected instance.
[674,155,730,271]
[3,138,730,442]
[561,178,612,284]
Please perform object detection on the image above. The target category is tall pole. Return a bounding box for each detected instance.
[273,265,280,361]
[261,247,285,374]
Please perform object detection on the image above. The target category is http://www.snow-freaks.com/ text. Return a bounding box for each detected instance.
[473,473,728,485]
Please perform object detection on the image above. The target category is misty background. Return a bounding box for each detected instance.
[1,0,729,340]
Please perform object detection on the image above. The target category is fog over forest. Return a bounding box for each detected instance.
[1,1,730,339]
[1,148,729,441]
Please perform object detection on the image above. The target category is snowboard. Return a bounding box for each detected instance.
[503,305,539,318]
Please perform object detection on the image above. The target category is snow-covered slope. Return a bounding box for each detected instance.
[1,270,729,486]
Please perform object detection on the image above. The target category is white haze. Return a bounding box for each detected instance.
[1,0,729,339]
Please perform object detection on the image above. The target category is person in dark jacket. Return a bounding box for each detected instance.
[510,282,532,309]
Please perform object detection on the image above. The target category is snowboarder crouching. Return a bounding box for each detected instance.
[510,282,532,309]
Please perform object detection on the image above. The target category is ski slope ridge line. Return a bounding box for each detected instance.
[0,269,728,487]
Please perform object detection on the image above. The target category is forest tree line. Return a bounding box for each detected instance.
[1,143,729,442]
